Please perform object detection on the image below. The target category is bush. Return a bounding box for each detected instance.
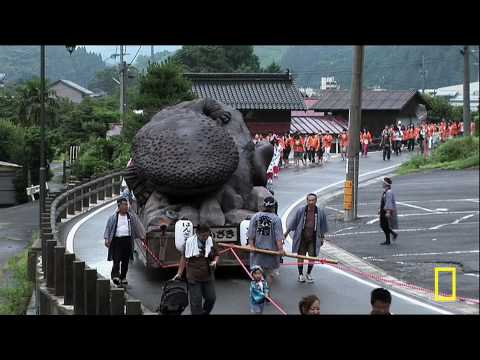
[398,136,479,175]
[72,137,132,178]
[0,249,33,315]
[431,136,479,163]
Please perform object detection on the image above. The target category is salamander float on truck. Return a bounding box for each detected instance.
[122,98,275,271]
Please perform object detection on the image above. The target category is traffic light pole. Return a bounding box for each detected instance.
[344,45,364,222]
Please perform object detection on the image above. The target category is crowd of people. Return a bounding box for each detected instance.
[380,119,475,161]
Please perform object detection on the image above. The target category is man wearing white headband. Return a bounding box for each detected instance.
[379,177,398,245]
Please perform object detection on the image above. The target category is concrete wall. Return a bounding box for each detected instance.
[50,83,84,104]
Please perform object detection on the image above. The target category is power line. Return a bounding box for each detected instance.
[129,46,142,66]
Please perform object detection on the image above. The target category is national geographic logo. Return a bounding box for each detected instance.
[434,267,457,302]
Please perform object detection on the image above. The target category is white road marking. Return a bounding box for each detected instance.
[66,200,117,253]
[357,198,479,205]
[364,210,479,226]
[396,201,435,212]
[337,222,479,236]
[430,213,476,230]
[326,206,345,213]
[452,214,475,224]
[464,273,480,278]
[390,250,479,257]
[334,226,355,234]
[435,208,448,212]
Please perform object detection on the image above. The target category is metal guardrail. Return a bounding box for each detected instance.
[30,169,151,315]
[50,171,124,243]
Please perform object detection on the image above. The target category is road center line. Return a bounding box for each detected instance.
[396,201,435,212]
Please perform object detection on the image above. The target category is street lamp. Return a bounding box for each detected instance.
[40,45,77,260]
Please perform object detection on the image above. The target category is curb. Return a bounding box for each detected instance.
[314,173,479,314]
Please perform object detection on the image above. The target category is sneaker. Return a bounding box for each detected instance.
[305,274,314,283]
[112,277,121,286]
[298,274,306,283]
[380,242,391,245]
[121,279,128,285]
[393,232,398,241]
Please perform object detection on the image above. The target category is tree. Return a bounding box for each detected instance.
[136,60,195,117]
[15,78,58,127]
[173,45,261,73]
[263,61,282,73]
[422,94,464,121]
[134,51,173,72]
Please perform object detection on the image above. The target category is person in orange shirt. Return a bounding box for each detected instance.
[406,125,415,152]
[306,134,318,165]
[360,128,372,157]
[316,133,324,165]
[450,122,458,138]
[292,133,305,169]
[339,128,348,161]
[323,131,333,162]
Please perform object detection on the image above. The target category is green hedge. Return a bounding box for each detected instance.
[398,136,479,175]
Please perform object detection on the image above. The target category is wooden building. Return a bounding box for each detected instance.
[312,89,428,137]
[185,72,306,134]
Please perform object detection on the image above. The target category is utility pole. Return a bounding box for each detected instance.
[119,45,128,124]
[463,45,471,136]
[344,46,364,222]
[39,45,46,225]
[420,54,426,94]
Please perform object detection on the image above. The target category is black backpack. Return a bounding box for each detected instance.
[157,279,189,315]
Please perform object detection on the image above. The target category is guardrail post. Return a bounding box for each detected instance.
[27,250,37,282]
[64,253,75,306]
[54,246,65,296]
[46,240,56,289]
[73,261,85,314]
[98,180,105,201]
[96,279,111,315]
[84,268,97,315]
[105,177,113,198]
[82,185,90,209]
[67,191,75,215]
[110,288,125,315]
[113,175,121,195]
[75,188,82,212]
[126,300,143,315]
[90,182,97,204]
[59,198,67,221]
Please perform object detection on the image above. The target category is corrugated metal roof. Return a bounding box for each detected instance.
[186,72,307,110]
[291,116,348,135]
[50,79,95,96]
[313,89,424,111]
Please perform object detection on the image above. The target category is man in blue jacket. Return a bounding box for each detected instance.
[284,193,328,283]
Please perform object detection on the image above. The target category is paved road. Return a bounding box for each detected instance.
[325,169,479,301]
[73,151,456,314]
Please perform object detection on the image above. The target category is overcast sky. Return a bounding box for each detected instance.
[84,45,181,63]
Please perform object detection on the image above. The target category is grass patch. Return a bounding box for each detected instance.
[398,136,480,175]
[0,248,33,315]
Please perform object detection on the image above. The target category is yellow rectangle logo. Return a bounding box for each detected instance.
[434,267,457,302]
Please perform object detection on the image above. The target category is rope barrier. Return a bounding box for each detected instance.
[137,238,479,308]
[228,248,288,315]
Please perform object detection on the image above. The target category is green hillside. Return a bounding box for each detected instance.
[0,46,106,87]
[276,46,479,90]
[254,46,290,67]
